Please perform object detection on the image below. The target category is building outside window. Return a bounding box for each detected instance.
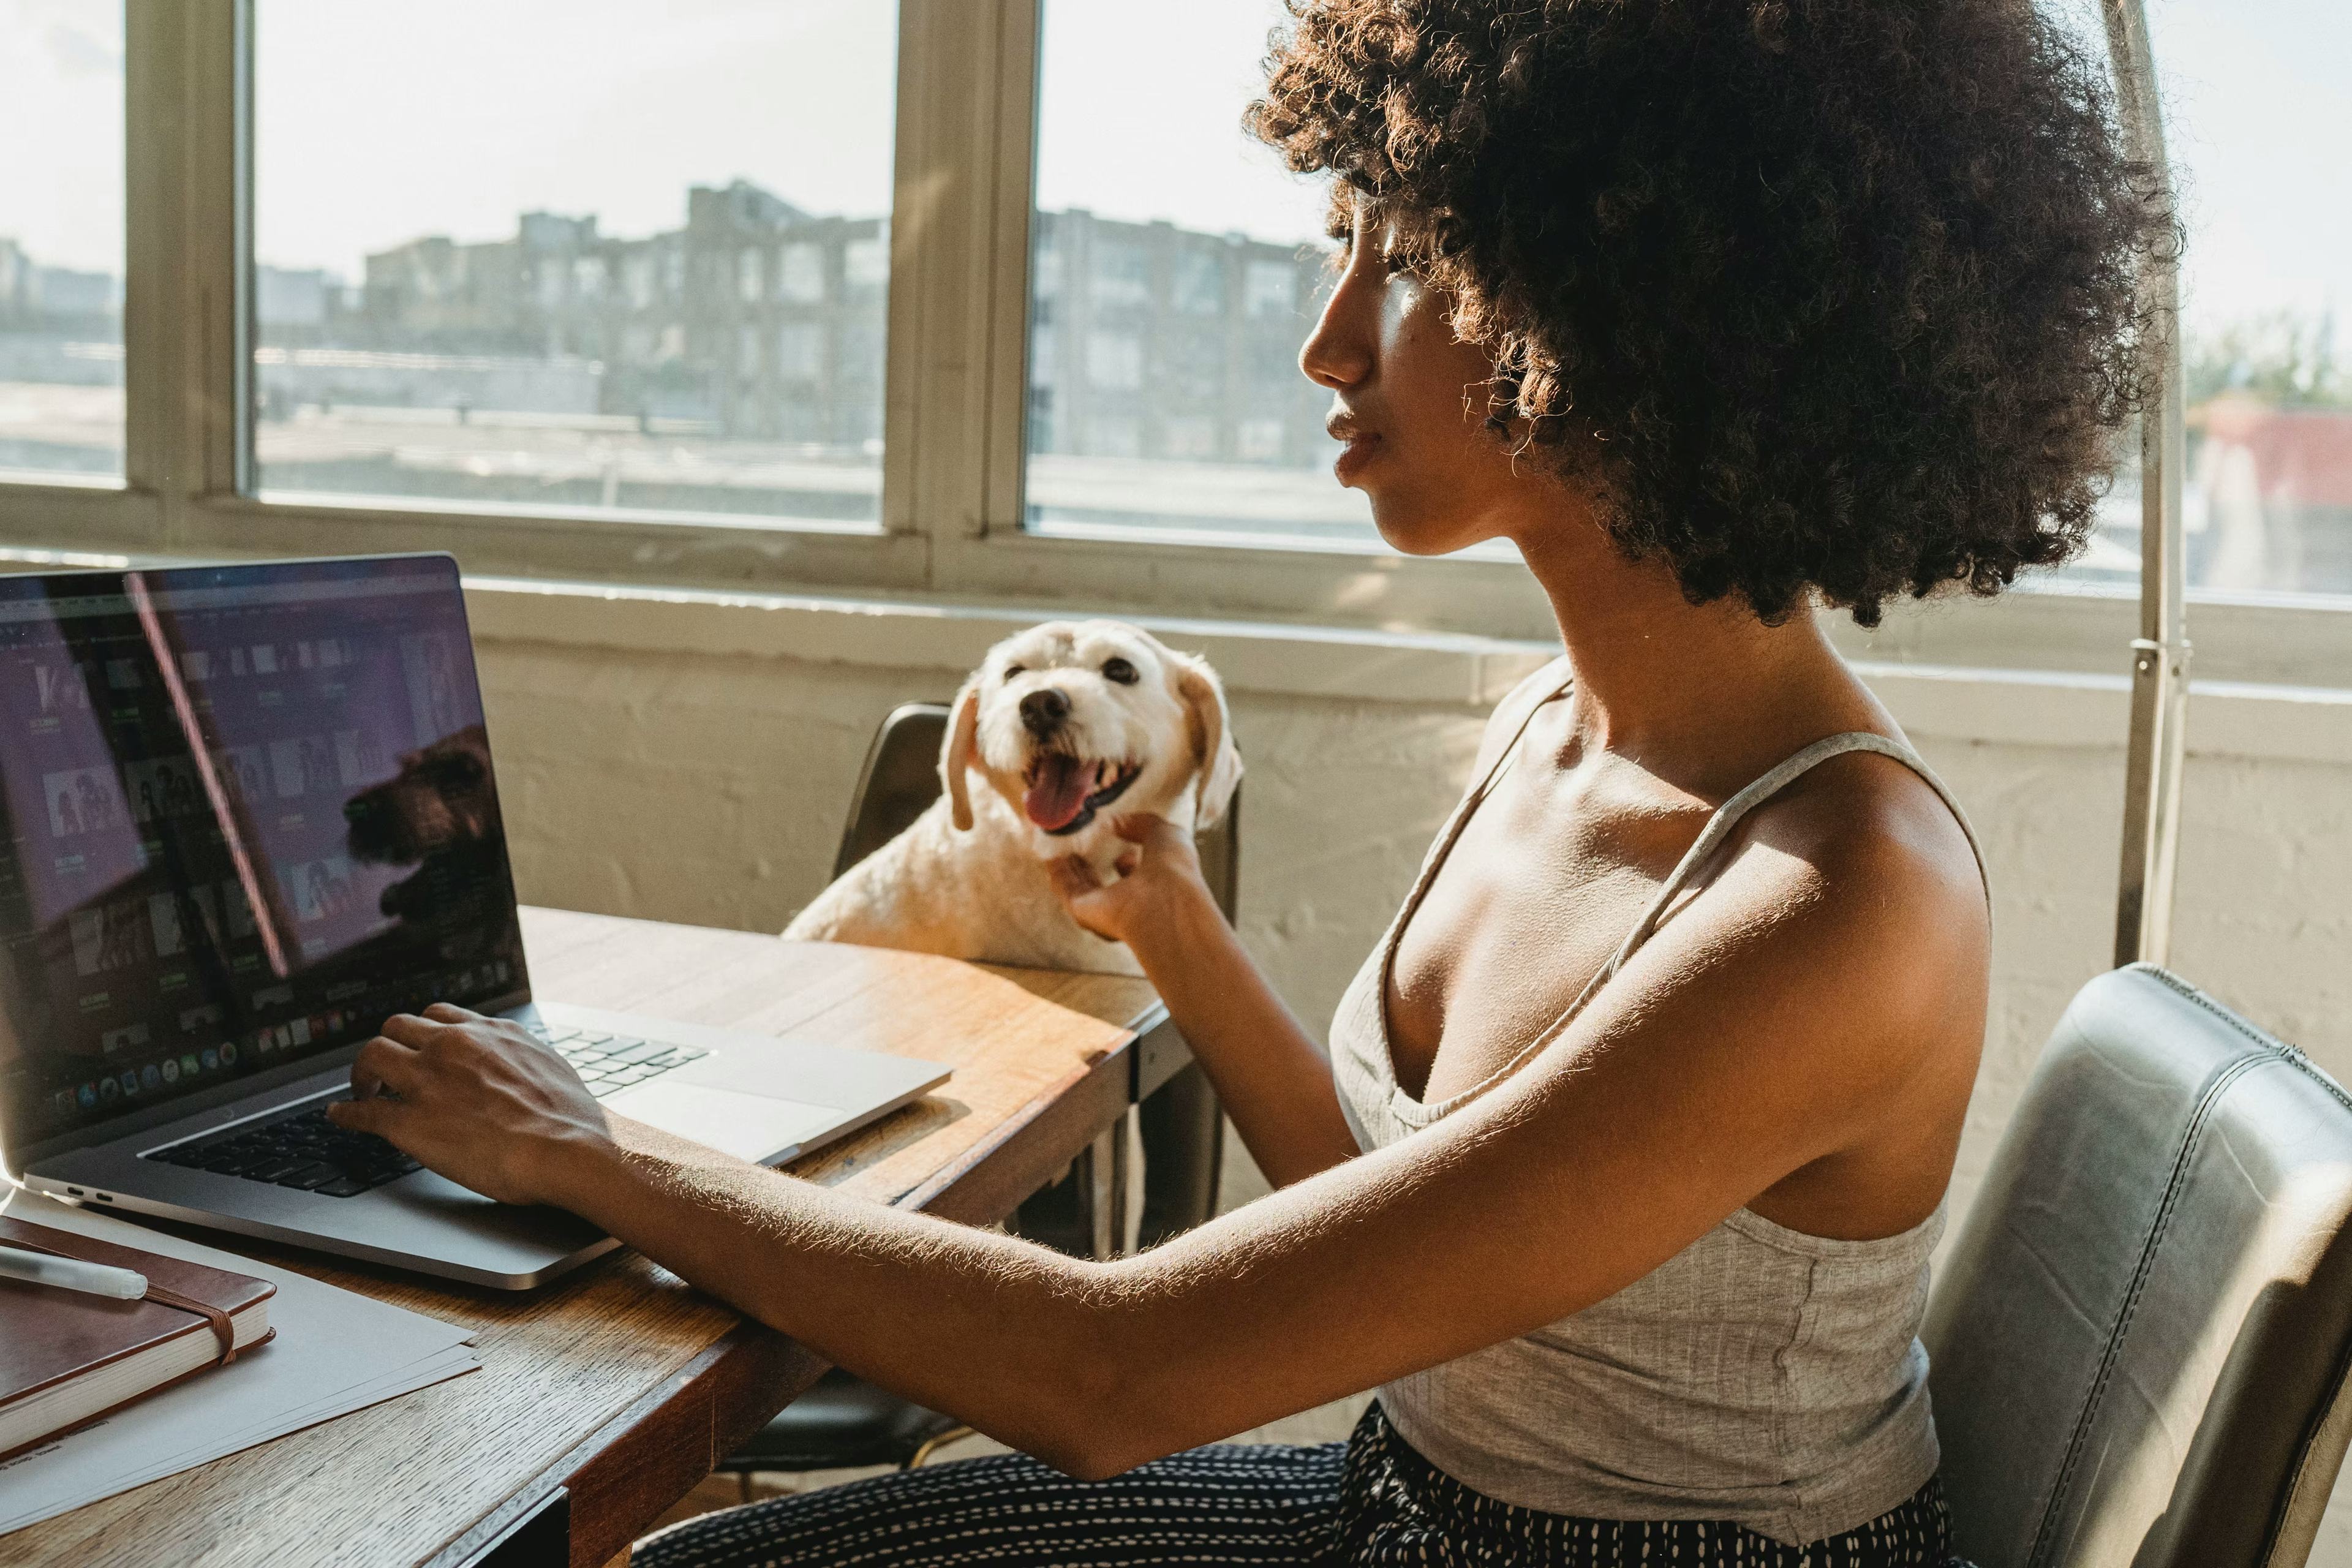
[778,243,826,306]
[1021,0,1376,548]
[1014,0,2352,587]
[1242,260,1297,322]
[0,0,124,485]
[0,0,2340,644]
[248,0,896,526]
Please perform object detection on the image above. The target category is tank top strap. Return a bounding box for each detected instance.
[1469,665,1576,802]
[1597,731,1989,988]
[1393,666,1575,920]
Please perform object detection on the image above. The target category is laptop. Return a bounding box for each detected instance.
[0,554,948,1288]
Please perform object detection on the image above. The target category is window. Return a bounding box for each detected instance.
[2159,0,2351,598]
[0,0,2339,670]
[1023,0,1378,548]
[778,243,826,304]
[0,1,124,485]
[1085,334,1144,392]
[1090,241,1152,312]
[844,232,889,292]
[1174,250,1226,317]
[251,0,897,525]
[777,321,824,382]
[2050,0,2352,599]
[1243,260,1297,320]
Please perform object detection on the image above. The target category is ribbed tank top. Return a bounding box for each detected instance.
[1329,664,1988,1547]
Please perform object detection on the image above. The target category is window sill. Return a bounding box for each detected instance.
[464,572,2352,766]
[0,534,2343,762]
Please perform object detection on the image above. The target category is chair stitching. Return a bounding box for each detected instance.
[2036,967,2352,1568]
[2125,965,2352,1568]
[2135,965,2352,1117]
[2027,1039,2268,1568]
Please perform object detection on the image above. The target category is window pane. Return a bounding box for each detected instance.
[254,2,894,526]
[2064,1,2352,597]
[0,2,124,484]
[1024,0,1379,549]
[2158,0,2352,597]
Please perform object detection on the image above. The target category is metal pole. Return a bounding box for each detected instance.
[2101,0,2191,970]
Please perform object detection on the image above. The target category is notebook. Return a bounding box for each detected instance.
[0,1216,274,1463]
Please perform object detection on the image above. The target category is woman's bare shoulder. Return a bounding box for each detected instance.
[1717,744,1990,1039]
[1760,746,1983,909]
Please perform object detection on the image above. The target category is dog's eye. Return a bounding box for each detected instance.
[1003,663,1025,679]
[1101,657,1138,685]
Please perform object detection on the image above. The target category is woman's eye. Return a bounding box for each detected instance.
[1003,663,1025,678]
[1101,657,1138,685]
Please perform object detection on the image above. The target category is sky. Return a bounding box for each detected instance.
[0,0,2343,338]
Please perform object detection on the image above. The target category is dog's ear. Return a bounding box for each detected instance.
[941,675,982,832]
[1172,652,1243,830]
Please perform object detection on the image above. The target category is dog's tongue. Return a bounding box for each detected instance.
[1023,755,1091,831]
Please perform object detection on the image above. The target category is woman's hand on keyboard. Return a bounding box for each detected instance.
[326,1005,610,1205]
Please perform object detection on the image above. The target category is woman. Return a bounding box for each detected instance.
[330,2,2165,1562]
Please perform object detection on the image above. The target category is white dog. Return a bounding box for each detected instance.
[782,620,1243,975]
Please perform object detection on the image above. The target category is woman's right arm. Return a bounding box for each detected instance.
[1051,818,1360,1188]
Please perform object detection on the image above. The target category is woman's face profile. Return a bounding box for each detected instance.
[1299,199,1538,557]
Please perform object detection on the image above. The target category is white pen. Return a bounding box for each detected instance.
[0,1242,147,1301]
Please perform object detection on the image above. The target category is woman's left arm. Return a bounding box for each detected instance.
[328,804,1983,1480]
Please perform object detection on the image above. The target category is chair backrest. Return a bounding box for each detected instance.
[1925,964,2352,1568]
[833,701,1240,921]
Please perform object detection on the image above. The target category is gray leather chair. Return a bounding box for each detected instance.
[1926,964,2352,1567]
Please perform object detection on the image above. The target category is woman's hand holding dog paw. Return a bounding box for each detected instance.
[326,1004,616,1205]
[1048,813,1210,952]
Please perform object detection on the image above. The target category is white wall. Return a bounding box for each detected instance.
[467,581,2352,1553]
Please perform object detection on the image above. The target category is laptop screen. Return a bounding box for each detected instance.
[0,554,528,1156]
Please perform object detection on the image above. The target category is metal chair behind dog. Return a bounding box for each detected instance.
[717,701,1237,1488]
[1925,965,2352,1567]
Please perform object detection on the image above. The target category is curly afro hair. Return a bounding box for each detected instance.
[1248,0,2175,625]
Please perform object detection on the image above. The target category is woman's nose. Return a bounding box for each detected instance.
[1300,270,1377,391]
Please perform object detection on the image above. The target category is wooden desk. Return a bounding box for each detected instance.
[4,908,1170,1568]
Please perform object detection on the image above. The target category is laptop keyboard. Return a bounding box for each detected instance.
[145,1096,420,1198]
[527,1023,709,1098]
[141,1027,707,1198]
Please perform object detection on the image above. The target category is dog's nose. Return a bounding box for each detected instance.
[1019,687,1070,736]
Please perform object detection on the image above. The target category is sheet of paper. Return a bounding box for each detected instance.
[0,1189,481,1537]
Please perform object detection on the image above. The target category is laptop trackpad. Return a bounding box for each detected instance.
[611,1080,839,1163]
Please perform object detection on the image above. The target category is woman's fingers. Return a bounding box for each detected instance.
[1109,812,1177,847]
[322,1012,610,1207]
[380,1011,456,1050]
[347,1034,423,1103]
[325,1093,396,1137]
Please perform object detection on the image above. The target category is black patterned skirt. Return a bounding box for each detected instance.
[1339,1403,1963,1567]
[637,1401,1969,1567]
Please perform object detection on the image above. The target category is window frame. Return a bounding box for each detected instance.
[0,0,2339,681]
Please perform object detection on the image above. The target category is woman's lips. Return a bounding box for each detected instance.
[1333,432,1382,484]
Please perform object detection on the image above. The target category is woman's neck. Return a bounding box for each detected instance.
[1511,510,1869,789]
